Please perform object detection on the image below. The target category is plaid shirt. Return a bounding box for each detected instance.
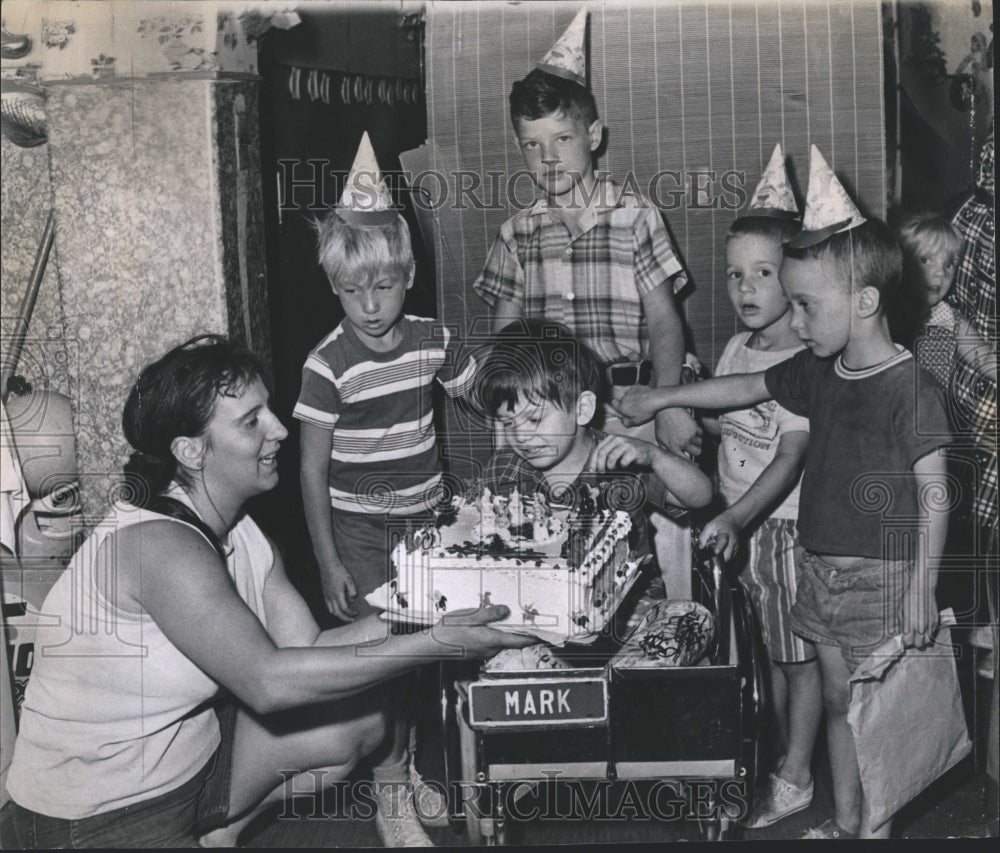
[949,129,996,529]
[473,178,687,367]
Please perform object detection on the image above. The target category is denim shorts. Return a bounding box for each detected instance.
[790,551,910,672]
[1,700,236,848]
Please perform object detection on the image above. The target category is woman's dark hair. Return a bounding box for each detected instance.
[122,334,265,502]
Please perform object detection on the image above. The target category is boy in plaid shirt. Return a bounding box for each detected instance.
[473,10,699,595]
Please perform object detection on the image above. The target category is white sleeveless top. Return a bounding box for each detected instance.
[5,488,273,819]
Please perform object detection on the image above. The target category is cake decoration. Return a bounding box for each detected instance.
[365,484,642,644]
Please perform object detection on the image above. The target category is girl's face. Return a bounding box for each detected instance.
[915,248,957,308]
[201,377,288,500]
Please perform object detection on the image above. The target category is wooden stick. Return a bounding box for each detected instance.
[2,209,55,404]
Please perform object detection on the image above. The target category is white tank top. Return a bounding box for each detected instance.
[5,489,273,819]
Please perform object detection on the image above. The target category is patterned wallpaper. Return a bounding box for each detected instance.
[45,78,233,516]
[0,137,72,399]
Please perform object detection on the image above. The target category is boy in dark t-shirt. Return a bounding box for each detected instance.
[612,147,952,840]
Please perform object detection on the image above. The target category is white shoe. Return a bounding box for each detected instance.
[742,772,813,828]
[374,781,434,847]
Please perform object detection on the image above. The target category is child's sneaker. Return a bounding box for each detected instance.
[374,780,434,847]
[801,818,858,839]
[742,772,814,828]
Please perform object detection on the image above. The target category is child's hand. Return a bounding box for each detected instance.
[698,513,741,562]
[612,386,661,426]
[899,575,939,649]
[592,434,655,471]
[321,563,359,622]
[656,408,703,458]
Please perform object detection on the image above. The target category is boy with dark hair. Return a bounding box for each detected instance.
[474,9,700,597]
[615,146,952,839]
[476,319,712,640]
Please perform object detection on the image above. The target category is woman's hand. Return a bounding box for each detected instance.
[434,605,539,658]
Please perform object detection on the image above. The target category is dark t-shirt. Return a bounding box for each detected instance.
[764,347,950,558]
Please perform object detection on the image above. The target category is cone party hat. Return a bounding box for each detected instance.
[335,131,397,226]
[536,8,588,87]
[788,145,866,248]
[741,143,799,219]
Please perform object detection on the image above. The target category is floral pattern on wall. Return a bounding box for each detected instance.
[41,19,75,50]
[136,14,216,73]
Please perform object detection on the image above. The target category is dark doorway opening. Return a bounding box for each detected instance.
[250,9,431,621]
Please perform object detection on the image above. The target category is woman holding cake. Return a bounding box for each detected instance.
[2,335,532,849]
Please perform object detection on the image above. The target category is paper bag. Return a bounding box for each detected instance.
[847,620,972,831]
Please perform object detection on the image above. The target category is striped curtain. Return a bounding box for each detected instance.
[424,0,886,474]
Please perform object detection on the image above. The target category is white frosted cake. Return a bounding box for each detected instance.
[365,487,642,644]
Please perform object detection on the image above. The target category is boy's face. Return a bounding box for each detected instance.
[332,267,413,349]
[725,234,790,332]
[514,110,602,202]
[780,256,854,358]
[915,248,956,308]
[496,392,594,472]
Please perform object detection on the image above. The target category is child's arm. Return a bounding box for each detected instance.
[592,433,713,510]
[903,450,948,648]
[614,372,772,424]
[698,431,808,561]
[955,314,997,381]
[300,422,359,622]
[642,284,703,457]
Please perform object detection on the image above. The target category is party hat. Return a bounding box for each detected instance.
[537,8,588,87]
[335,131,397,226]
[741,144,799,219]
[788,145,866,248]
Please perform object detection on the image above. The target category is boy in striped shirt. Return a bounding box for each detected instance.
[293,136,475,846]
[295,211,475,623]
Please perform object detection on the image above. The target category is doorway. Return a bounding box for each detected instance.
[251,7,431,617]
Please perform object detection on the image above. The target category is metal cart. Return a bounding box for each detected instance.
[437,548,767,844]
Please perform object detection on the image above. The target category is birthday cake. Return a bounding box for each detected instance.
[365,487,643,644]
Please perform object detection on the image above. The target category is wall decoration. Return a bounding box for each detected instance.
[0,25,32,59]
[41,19,74,50]
[89,54,115,79]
